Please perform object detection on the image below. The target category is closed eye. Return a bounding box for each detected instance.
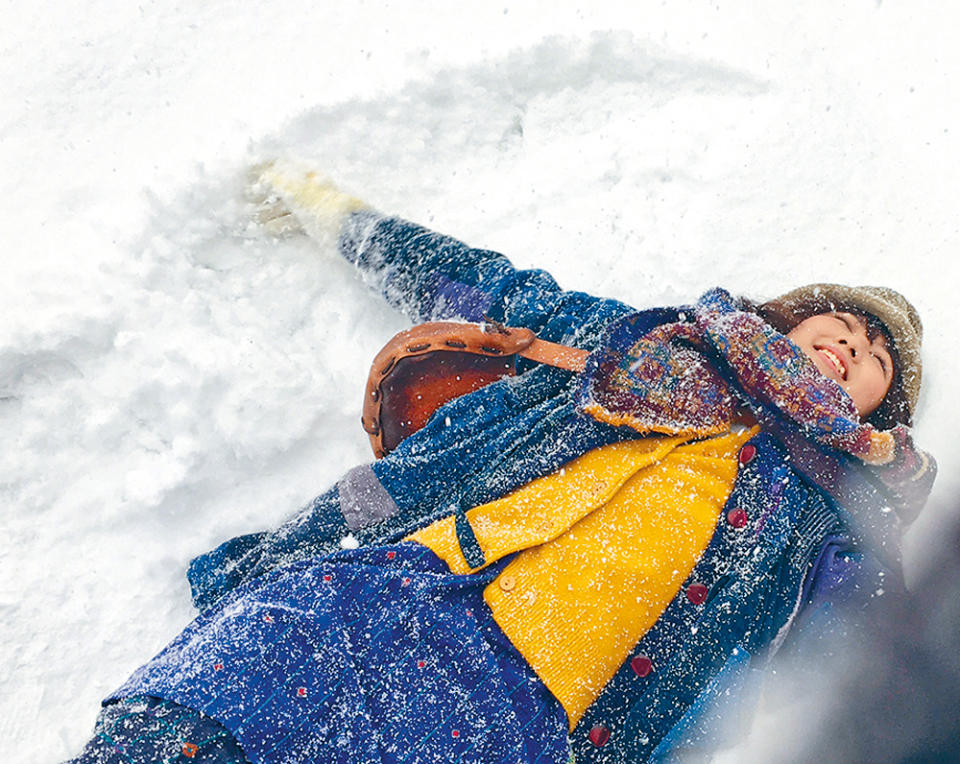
[835,314,856,331]
[835,313,892,376]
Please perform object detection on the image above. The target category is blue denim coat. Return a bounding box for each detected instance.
[186,212,903,762]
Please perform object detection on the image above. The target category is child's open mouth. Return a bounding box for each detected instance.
[815,346,847,380]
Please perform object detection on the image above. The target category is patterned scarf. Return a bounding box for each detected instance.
[578,288,903,465]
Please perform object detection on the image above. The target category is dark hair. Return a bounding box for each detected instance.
[745,297,912,429]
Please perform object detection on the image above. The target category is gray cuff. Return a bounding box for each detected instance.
[337,464,400,530]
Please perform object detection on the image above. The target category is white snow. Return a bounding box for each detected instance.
[2,1,959,760]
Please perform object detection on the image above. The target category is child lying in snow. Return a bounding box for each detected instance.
[67,164,935,764]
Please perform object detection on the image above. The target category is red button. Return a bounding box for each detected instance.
[727,507,748,528]
[687,582,709,605]
[630,655,653,677]
[738,444,757,465]
[296,687,307,697]
[589,725,611,748]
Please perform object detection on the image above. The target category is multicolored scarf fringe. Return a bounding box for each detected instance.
[578,288,899,465]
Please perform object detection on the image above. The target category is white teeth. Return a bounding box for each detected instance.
[819,348,845,378]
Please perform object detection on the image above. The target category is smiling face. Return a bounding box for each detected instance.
[787,312,895,418]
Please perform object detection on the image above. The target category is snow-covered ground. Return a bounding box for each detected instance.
[3,2,958,760]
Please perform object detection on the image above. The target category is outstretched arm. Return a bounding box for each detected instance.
[251,163,633,343]
[184,167,640,611]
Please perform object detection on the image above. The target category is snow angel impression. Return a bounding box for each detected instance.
[67,163,935,764]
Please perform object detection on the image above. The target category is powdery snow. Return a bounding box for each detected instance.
[2,2,958,760]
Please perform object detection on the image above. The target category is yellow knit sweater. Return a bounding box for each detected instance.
[408,427,757,728]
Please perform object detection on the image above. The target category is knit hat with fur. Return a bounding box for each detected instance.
[761,284,922,425]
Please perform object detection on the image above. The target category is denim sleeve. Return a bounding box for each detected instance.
[186,487,349,611]
[338,211,633,343]
[778,535,903,661]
